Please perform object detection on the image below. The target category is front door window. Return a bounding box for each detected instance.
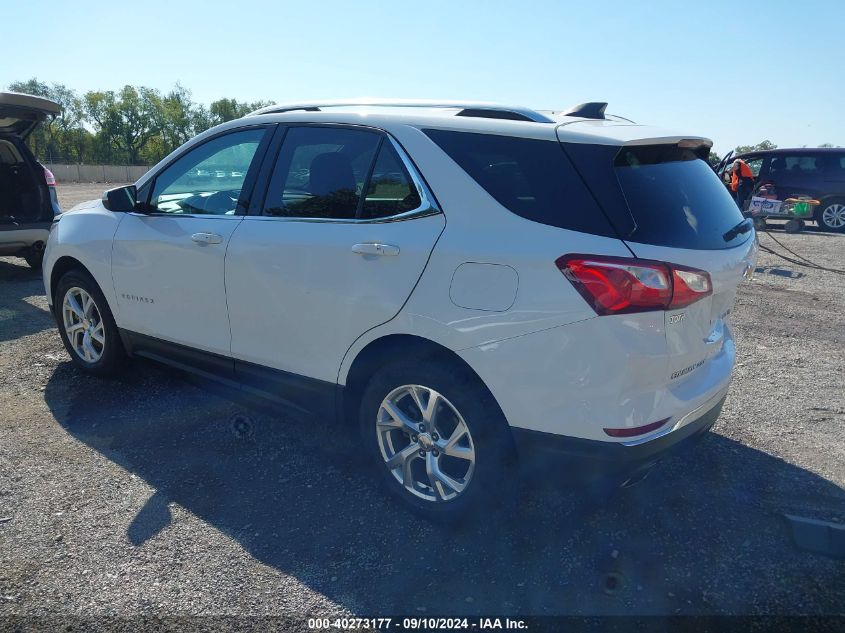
[149,128,266,215]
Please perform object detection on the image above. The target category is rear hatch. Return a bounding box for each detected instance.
[0,92,61,139]
[558,128,757,384]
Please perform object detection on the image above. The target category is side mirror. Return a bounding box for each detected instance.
[102,185,138,212]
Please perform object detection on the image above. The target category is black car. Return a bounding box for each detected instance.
[718,148,845,232]
[0,92,63,268]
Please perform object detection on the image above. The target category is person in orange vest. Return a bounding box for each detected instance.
[730,159,755,210]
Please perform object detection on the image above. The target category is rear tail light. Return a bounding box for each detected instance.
[670,266,712,309]
[43,166,56,187]
[556,254,711,315]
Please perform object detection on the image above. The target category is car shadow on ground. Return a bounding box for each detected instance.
[0,259,54,342]
[44,360,845,616]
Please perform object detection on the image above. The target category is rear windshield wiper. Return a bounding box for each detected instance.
[723,218,753,242]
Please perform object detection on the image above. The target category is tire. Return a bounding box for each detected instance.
[816,198,845,233]
[23,249,43,269]
[359,358,515,521]
[54,268,126,377]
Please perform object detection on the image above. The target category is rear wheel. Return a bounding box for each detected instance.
[817,199,845,233]
[359,358,514,520]
[55,269,126,376]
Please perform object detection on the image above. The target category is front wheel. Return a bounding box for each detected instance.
[817,199,845,233]
[359,359,514,520]
[55,269,126,376]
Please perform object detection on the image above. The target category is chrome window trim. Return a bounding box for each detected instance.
[253,125,441,225]
[241,205,441,225]
[127,212,245,220]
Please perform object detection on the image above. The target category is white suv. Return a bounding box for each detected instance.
[43,100,756,518]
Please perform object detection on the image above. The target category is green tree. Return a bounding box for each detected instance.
[7,78,275,165]
[85,86,163,164]
[208,98,273,125]
[191,104,214,135]
[707,151,722,168]
[734,140,777,155]
[156,83,196,155]
[7,78,90,162]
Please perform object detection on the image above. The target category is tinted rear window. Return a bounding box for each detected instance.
[424,129,616,237]
[613,145,748,249]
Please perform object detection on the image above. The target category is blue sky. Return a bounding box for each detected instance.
[6,0,844,155]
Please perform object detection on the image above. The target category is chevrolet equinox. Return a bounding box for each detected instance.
[43,100,757,518]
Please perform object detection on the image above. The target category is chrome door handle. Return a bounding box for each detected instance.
[191,232,223,245]
[351,243,400,256]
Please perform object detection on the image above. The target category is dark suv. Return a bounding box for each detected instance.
[719,148,845,232]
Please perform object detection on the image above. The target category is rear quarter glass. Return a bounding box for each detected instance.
[423,129,617,237]
[563,143,751,250]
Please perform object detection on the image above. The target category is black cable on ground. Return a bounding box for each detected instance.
[757,230,845,276]
[763,230,826,267]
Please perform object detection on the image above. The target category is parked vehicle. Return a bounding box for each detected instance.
[718,148,845,232]
[0,92,62,268]
[43,100,756,518]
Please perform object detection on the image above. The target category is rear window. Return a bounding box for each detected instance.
[423,129,616,237]
[613,145,748,249]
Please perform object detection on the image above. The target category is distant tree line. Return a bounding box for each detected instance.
[7,78,273,165]
[8,79,840,167]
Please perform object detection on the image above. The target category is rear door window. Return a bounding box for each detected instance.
[360,142,421,219]
[783,155,818,173]
[745,157,763,177]
[262,126,381,219]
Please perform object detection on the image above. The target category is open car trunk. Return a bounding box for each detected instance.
[0,137,52,224]
[0,92,61,139]
[0,92,62,233]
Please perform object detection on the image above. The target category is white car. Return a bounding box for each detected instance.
[43,100,756,518]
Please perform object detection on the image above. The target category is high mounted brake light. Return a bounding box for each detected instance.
[556,254,712,316]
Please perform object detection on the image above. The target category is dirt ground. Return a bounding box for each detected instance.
[0,183,843,626]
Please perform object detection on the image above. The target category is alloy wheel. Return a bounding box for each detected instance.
[376,384,476,502]
[62,287,105,363]
[821,203,845,229]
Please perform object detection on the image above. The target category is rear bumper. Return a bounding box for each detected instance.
[0,225,50,255]
[511,392,726,481]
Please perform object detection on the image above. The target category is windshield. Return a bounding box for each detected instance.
[614,145,748,249]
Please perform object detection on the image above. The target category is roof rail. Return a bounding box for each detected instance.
[247,99,555,123]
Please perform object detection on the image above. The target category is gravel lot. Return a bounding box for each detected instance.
[1,184,843,625]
